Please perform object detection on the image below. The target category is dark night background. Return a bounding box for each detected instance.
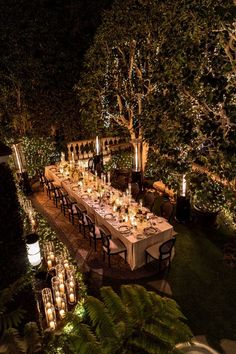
[0,0,114,140]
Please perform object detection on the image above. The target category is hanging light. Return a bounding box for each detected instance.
[25,233,41,267]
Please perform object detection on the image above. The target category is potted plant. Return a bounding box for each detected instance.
[189,172,225,226]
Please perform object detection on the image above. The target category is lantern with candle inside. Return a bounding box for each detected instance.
[66,278,77,305]
[45,304,57,330]
[42,288,53,307]
[66,264,75,279]
[55,264,65,281]
[25,233,41,267]
[51,276,61,302]
[58,294,68,319]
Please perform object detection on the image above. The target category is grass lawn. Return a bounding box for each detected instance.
[168,221,236,351]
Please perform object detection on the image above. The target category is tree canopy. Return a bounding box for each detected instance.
[77,0,236,187]
[0,0,114,142]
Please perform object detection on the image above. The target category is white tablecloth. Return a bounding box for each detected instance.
[45,166,173,270]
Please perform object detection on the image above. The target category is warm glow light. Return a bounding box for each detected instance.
[135,144,138,171]
[181,174,187,196]
[13,144,22,173]
[26,234,41,267]
[95,136,100,155]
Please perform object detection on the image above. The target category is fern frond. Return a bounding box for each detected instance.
[0,328,26,354]
[24,322,42,353]
[128,333,169,354]
[85,296,117,339]
[142,322,175,347]
[0,277,29,308]
[0,308,25,333]
[71,323,102,354]
[100,286,128,323]
[120,285,145,320]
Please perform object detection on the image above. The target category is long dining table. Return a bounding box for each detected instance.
[45,165,174,270]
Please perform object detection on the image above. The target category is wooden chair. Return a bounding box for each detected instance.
[74,204,88,237]
[145,237,176,273]
[100,227,127,267]
[44,178,55,199]
[131,182,140,201]
[143,191,155,211]
[37,169,46,190]
[51,185,63,208]
[84,214,101,251]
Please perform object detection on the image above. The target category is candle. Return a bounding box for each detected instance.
[69,293,75,303]
[47,260,52,270]
[56,296,62,307]
[69,280,74,287]
[50,253,55,261]
[49,321,56,330]
[47,308,53,321]
[64,260,69,269]
[71,152,75,163]
[59,309,66,319]
[107,172,111,185]
[59,283,65,293]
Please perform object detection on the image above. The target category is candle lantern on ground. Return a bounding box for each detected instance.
[25,233,41,267]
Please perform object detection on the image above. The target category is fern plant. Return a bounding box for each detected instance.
[60,284,192,354]
[0,278,42,354]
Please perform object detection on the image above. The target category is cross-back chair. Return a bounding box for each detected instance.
[84,214,101,251]
[99,227,127,267]
[145,237,176,273]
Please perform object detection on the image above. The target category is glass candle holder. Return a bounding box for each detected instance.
[55,264,65,281]
[58,294,68,320]
[66,264,75,279]
[66,278,76,305]
[45,304,57,331]
[42,288,53,307]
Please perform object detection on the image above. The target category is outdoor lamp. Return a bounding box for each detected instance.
[25,233,41,267]
[95,135,100,155]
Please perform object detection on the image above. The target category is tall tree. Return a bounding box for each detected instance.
[77,0,165,169]
[140,0,236,188]
[0,0,114,142]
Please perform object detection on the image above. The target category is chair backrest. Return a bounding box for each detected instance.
[74,204,86,224]
[144,191,155,211]
[99,227,111,252]
[159,237,176,259]
[131,182,140,200]
[84,214,95,235]
[88,157,94,172]
[160,199,174,222]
